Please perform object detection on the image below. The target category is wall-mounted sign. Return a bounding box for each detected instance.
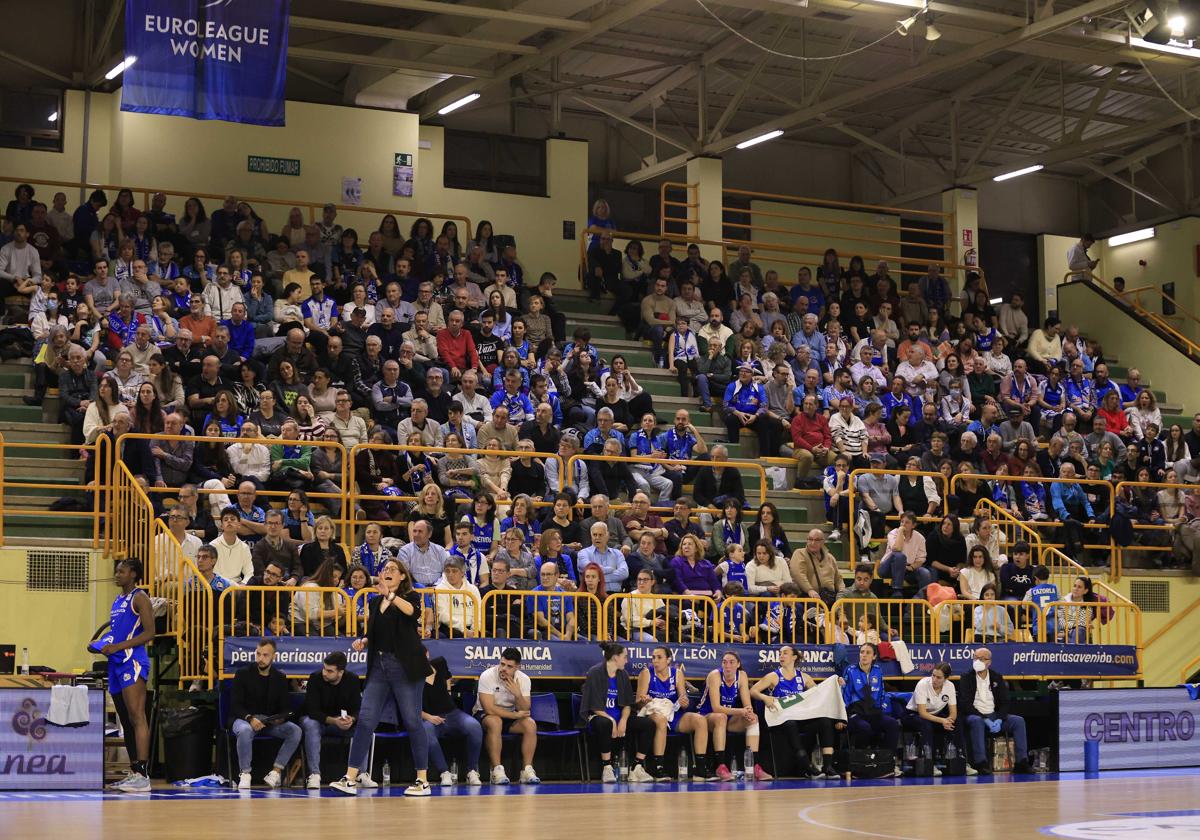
[393,152,414,198]
[247,155,300,176]
[962,228,974,248]
[342,177,362,206]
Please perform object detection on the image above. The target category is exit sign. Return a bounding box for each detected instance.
[248,155,301,176]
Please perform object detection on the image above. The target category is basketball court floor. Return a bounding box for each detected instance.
[1,769,1198,839]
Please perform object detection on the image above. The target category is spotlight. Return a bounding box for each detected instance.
[898,12,919,35]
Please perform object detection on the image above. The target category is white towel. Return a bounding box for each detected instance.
[46,685,90,727]
[890,640,916,674]
[764,676,847,726]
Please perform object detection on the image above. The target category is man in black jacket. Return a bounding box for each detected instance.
[230,638,302,789]
[58,347,96,445]
[300,651,361,788]
[958,647,1031,775]
[692,444,745,511]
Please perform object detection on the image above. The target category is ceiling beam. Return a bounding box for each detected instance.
[332,0,591,31]
[1083,136,1185,183]
[0,48,72,85]
[570,95,697,153]
[418,0,669,119]
[287,65,344,93]
[290,16,539,55]
[707,24,787,142]
[1067,69,1122,143]
[91,0,123,75]
[963,63,1046,172]
[1085,163,1180,213]
[288,46,492,78]
[627,0,1129,183]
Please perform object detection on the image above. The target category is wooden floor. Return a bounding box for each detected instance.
[1,773,1198,839]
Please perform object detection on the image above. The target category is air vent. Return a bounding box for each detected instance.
[814,11,852,21]
[26,549,90,592]
[1129,580,1169,613]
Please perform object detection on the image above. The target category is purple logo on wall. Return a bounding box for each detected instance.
[11,699,46,748]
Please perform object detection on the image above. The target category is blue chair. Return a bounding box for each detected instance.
[217,682,308,783]
[367,699,409,782]
[569,693,592,780]
[530,692,587,781]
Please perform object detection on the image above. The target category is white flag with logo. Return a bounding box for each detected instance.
[764,675,847,726]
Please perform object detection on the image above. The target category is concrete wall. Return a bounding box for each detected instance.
[0,549,114,674]
[747,199,902,284]
[1108,575,1200,687]
[1038,233,1077,318]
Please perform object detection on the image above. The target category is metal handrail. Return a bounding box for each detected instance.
[1112,480,1193,579]
[721,186,952,220]
[154,518,214,687]
[604,592,719,644]
[1070,271,1200,358]
[1181,654,1200,684]
[218,585,356,679]
[565,452,768,508]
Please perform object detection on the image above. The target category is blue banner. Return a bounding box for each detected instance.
[122,0,289,126]
[223,638,1139,681]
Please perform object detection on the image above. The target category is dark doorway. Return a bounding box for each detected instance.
[980,229,1039,322]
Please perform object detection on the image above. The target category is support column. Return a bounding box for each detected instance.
[941,187,979,300]
[686,155,724,255]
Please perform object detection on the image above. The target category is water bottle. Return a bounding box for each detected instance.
[744,747,755,778]
[382,761,391,787]
[618,748,629,782]
[947,741,958,760]
[905,740,918,762]
[19,647,28,676]
[449,760,458,784]
[923,744,932,760]
[677,751,689,780]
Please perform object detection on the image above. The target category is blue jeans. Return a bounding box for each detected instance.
[965,713,1027,765]
[347,653,429,773]
[421,709,484,774]
[695,373,713,407]
[300,717,354,774]
[232,717,302,774]
[883,552,933,595]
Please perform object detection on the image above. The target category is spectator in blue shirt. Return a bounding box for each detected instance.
[723,365,778,456]
[790,313,826,358]
[575,521,629,593]
[528,561,577,640]
[842,643,900,772]
[1049,462,1094,561]
[583,408,626,454]
[222,302,256,365]
[490,369,535,425]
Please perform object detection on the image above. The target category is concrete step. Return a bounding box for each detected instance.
[2,513,93,537]
[4,457,85,478]
[0,421,69,443]
[0,535,96,549]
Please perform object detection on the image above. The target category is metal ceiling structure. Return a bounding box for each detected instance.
[3,0,1198,211]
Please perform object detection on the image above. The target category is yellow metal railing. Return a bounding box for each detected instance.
[931,599,1040,644]
[0,174,472,254]
[830,598,931,644]
[604,593,719,644]
[566,452,767,509]
[717,596,829,644]
[109,458,160,588]
[479,589,604,641]
[156,518,214,687]
[1112,480,1188,579]
[218,585,355,680]
[1069,271,1200,359]
[0,433,109,549]
[1181,654,1200,684]
[846,469,949,565]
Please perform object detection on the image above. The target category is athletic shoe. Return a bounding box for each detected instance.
[809,763,825,779]
[628,764,654,783]
[330,776,357,796]
[519,766,541,784]
[828,529,841,541]
[1012,760,1033,775]
[263,769,282,789]
[404,781,431,797]
[440,771,455,786]
[714,763,734,782]
[466,770,483,786]
[108,772,136,790]
[932,766,943,777]
[965,763,978,777]
[116,773,150,792]
[238,772,252,790]
[306,774,321,789]
[601,764,617,783]
[753,764,774,781]
[973,763,991,776]
[890,763,903,777]
[823,768,840,780]
[357,774,379,789]
[652,765,672,783]
[491,766,510,785]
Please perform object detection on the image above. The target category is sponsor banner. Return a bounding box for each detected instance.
[223,638,1138,680]
[123,0,289,126]
[0,690,105,790]
[1058,687,1200,771]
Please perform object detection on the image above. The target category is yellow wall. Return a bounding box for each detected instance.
[1094,218,1200,344]
[1108,575,1200,686]
[0,549,115,675]
[748,200,904,284]
[0,93,588,283]
[1037,233,1076,318]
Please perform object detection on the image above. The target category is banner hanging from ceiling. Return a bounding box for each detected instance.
[121,0,289,126]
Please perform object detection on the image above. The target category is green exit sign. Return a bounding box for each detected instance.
[248,155,301,176]
[394,153,413,166]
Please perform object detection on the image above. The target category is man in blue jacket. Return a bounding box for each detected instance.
[1050,462,1094,561]
[723,364,776,455]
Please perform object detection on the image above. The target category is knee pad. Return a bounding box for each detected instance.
[747,723,760,737]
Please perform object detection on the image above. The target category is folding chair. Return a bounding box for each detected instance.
[217,682,308,782]
[530,692,587,781]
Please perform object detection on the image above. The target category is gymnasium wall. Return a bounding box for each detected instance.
[0,548,115,675]
[1038,233,1077,317]
[747,200,902,285]
[1107,575,1200,687]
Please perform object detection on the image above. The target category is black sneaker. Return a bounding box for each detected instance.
[973,763,993,776]
[1011,760,1033,775]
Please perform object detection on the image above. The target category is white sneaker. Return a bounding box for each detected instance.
[108,772,136,790]
[263,769,282,789]
[330,776,357,796]
[601,764,617,783]
[116,774,151,793]
[932,766,942,777]
[519,765,541,784]
[965,763,978,776]
[440,771,455,786]
[404,780,432,797]
[828,529,841,541]
[491,766,510,785]
[238,772,252,790]
[628,764,654,783]
[357,773,379,789]
[306,774,321,789]
[466,770,482,786]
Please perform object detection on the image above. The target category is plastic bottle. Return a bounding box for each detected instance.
[19,647,28,676]
[947,741,958,760]
[744,747,755,778]
[449,760,458,784]
[677,751,689,781]
[382,761,391,787]
[618,748,629,781]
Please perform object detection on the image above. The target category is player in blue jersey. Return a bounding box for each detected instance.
[699,651,770,781]
[94,558,155,792]
[635,647,711,781]
[750,644,838,778]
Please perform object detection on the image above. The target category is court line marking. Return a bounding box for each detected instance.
[797,791,927,840]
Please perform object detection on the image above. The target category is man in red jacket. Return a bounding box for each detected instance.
[436,308,480,386]
[790,393,834,483]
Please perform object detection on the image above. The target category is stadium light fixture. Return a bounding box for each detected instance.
[48,111,58,122]
[736,129,784,149]
[993,164,1044,182]
[437,93,480,115]
[1107,227,1155,247]
[105,56,137,80]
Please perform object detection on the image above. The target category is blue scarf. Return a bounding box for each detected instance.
[282,444,301,459]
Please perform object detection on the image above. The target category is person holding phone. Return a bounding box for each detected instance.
[331,559,434,797]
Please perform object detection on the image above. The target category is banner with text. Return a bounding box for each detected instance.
[0,690,105,790]
[122,0,289,126]
[1058,687,1199,771]
[223,638,1138,680]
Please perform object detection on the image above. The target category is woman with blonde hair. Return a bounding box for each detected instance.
[412,481,451,547]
